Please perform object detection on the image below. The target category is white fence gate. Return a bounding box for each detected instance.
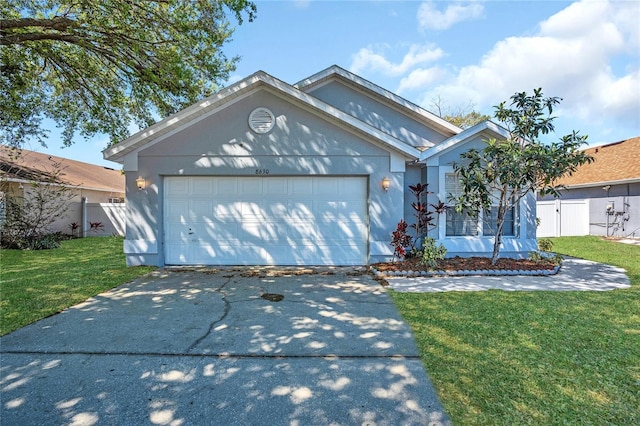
[537,199,589,237]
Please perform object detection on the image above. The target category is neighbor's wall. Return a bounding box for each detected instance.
[123,89,412,266]
[539,182,640,238]
[4,182,124,236]
[51,188,124,236]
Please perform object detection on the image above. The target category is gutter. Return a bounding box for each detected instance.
[560,178,640,190]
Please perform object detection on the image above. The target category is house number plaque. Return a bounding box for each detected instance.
[255,169,270,175]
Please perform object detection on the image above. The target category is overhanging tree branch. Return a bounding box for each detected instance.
[1,0,257,148]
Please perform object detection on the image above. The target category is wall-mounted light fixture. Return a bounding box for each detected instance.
[136,176,146,190]
[382,176,391,192]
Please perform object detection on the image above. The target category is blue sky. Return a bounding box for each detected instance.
[38,0,639,167]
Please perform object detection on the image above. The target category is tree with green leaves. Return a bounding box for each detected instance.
[430,95,491,129]
[0,0,256,148]
[450,88,593,265]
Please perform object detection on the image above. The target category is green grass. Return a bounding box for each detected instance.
[390,236,639,425]
[1,237,155,335]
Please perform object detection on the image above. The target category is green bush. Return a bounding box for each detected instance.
[528,250,563,266]
[538,238,554,252]
[420,237,447,270]
[0,231,67,250]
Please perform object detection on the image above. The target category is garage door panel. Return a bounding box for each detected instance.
[166,200,189,222]
[265,178,288,194]
[190,177,214,195]
[239,202,267,221]
[214,177,238,195]
[314,178,339,196]
[291,179,312,195]
[265,203,289,221]
[242,222,289,242]
[166,178,189,195]
[164,176,368,265]
[240,178,263,195]
[339,177,366,194]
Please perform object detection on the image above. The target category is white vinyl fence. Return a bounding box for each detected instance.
[84,203,126,237]
[537,199,589,237]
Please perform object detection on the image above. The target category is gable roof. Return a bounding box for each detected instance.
[0,146,124,193]
[103,70,421,163]
[295,65,461,137]
[420,120,510,163]
[554,136,640,187]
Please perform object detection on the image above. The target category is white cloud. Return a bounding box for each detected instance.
[419,0,639,132]
[397,67,447,93]
[350,44,444,76]
[417,1,484,31]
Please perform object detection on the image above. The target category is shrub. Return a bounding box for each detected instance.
[420,237,447,270]
[528,250,563,266]
[538,238,554,252]
[391,220,412,261]
[0,231,67,250]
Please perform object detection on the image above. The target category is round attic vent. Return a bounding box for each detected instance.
[248,107,275,134]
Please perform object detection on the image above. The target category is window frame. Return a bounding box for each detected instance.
[438,167,519,239]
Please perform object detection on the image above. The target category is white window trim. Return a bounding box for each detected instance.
[438,166,519,240]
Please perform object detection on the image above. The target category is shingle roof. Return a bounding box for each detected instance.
[555,136,640,187]
[0,145,124,193]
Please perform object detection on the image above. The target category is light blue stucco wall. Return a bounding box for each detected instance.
[305,80,449,149]
[423,133,538,258]
[122,89,411,266]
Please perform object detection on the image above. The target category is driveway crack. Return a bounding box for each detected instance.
[186,275,233,353]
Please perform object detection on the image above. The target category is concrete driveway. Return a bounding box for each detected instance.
[1,268,449,425]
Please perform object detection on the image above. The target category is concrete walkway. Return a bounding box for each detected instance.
[1,268,449,425]
[387,257,631,293]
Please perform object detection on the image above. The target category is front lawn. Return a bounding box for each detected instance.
[1,237,154,335]
[390,236,639,425]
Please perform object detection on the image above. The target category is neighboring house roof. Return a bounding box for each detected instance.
[0,145,125,193]
[103,69,430,163]
[554,136,640,188]
[294,65,462,137]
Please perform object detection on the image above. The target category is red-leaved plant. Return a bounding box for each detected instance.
[391,219,412,261]
[390,183,447,260]
[407,183,447,250]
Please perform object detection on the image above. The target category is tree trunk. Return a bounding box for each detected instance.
[491,191,508,265]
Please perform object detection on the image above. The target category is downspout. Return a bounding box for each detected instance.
[82,197,88,238]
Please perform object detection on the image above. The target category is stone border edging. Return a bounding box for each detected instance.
[370,265,560,278]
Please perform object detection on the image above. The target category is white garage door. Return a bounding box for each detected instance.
[164,176,368,265]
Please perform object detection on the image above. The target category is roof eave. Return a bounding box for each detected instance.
[559,177,640,189]
[103,72,271,163]
[103,70,421,163]
[420,120,509,162]
[295,65,462,137]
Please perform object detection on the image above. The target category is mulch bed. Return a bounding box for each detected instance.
[372,256,557,273]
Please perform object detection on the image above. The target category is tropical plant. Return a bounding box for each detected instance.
[407,183,446,250]
[451,88,593,265]
[391,219,412,261]
[420,237,447,269]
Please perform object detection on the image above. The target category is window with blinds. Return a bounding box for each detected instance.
[444,173,517,237]
[445,173,478,236]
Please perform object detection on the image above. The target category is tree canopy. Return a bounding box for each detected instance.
[430,95,491,129]
[0,0,256,148]
[451,88,593,264]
